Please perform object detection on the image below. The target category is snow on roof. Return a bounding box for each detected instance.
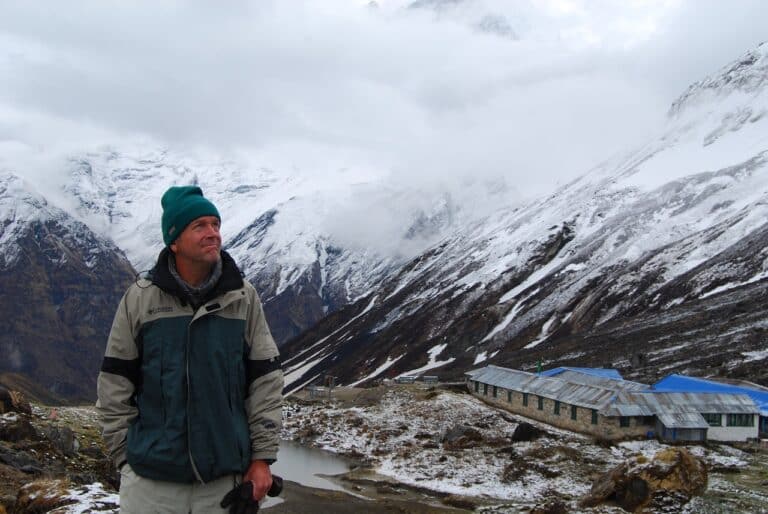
[652,374,768,416]
[539,367,624,380]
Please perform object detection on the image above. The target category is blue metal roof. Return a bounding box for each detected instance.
[540,367,625,380]
[653,374,768,416]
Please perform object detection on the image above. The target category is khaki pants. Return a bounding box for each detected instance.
[120,464,236,514]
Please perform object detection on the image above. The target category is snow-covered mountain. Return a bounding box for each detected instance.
[407,0,521,40]
[0,173,134,401]
[0,155,453,399]
[51,149,477,343]
[3,33,767,402]
[280,42,768,392]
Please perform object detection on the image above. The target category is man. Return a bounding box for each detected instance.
[96,185,283,513]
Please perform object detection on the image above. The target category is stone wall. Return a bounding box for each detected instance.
[468,380,650,440]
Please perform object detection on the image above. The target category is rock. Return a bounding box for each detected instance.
[581,447,707,512]
[0,445,42,472]
[0,417,38,442]
[441,425,483,450]
[616,476,649,511]
[511,422,544,442]
[441,424,473,442]
[0,388,32,416]
[40,425,80,457]
[19,464,43,475]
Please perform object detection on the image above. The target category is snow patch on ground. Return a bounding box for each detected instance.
[283,385,764,511]
[474,351,488,365]
[58,483,119,514]
[741,349,768,362]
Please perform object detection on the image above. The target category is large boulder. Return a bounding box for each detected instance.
[511,422,544,442]
[581,447,708,512]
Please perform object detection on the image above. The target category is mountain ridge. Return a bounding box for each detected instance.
[0,173,135,402]
[279,42,768,391]
[2,43,768,402]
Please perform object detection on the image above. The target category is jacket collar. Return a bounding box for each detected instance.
[150,247,244,304]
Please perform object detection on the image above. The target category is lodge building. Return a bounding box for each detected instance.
[466,365,762,443]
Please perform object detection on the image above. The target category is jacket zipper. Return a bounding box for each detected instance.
[185,293,241,484]
[186,318,205,484]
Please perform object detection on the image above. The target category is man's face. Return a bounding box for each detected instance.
[170,215,222,267]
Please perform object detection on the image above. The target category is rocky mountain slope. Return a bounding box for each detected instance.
[3,35,767,404]
[0,174,134,402]
[280,42,768,391]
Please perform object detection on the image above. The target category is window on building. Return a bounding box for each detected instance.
[492,386,498,398]
[554,400,560,415]
[619,416,630,428]
[507,391,513,403]
[702,413,722,427]
[591,409,598,425]
[571,405,577,420]
[474,381,479,393]
[537,396,544,410]
[638,416,655,426]
[523,393,529,407]
[726,414,754,427]
[483,384,488,395]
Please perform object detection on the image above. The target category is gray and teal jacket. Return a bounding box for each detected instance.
[95,249,283,483]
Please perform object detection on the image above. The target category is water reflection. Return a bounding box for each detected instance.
[262,439,352,508]
[271,439,351,491]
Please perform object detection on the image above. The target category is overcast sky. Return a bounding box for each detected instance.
[0,0,766,200]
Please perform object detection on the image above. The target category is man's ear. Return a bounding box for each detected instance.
[169,242,177,254]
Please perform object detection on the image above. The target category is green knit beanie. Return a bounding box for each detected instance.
[161,186,220,246]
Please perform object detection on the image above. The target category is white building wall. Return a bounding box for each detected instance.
[707,425,758,442]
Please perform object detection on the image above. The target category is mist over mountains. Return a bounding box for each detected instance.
[0,1,767,402]
[280,42,768,392]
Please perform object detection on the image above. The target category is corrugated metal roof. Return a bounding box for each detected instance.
[540,367,625,380]
[605,391,759,418]
[657,412,710,429]
[653,374,768,416]
[551,370,648,391]
[467,366,760,424]
[466,365,622,410]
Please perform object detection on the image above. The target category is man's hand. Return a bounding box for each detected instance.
[243,459,272,501]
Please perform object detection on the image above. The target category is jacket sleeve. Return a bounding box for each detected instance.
[244,287,283,462]
[95,289,141,469]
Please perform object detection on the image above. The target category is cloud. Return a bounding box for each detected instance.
[0,0,765,204]
[625,0,768,102]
